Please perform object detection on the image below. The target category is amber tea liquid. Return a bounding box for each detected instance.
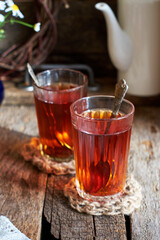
[34,82,87,160]
[72,109,132,197]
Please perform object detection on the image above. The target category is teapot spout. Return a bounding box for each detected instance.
[95,2,133,71]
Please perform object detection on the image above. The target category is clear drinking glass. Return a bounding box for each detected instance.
[70,95,134,200]
[33,69,88,162]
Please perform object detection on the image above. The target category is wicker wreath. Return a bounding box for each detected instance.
[0,0,68,78]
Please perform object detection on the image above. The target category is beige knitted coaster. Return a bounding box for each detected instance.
[20,138,75,175]
[64,176,142,215]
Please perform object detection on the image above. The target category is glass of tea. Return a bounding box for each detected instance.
[70,95,134,200]
[33,69,88,162]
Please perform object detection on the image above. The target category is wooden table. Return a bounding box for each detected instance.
[0,81,160,240]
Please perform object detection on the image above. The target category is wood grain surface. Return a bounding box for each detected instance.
[43,175,127,240]
[0,107,47,240]
[128,107,160,240]
[0,88,160,240]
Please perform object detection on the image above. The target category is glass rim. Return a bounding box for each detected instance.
[33,68,88,93]
[70,95,135,122]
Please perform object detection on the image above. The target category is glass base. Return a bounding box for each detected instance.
[76,179,123,202]
[41,150,74,163]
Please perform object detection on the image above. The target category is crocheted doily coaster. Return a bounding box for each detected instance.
[20,138,75,175]
[64,176,142,215]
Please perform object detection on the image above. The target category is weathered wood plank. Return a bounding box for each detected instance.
[0,104,38,135]
[0,127,47,240]
[0,103,47,240]
[44,175,127,240]
[2,81,35,106]
[128,106,160,240]
[1,87,160,239]
[94,215,127,240]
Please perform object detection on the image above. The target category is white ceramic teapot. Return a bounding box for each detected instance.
[95,0,160,96]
